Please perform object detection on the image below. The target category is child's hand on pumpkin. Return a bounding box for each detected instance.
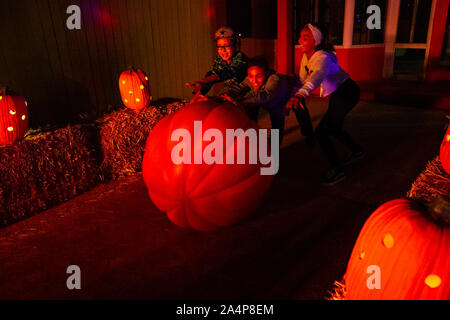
[189,92,209,104]
[220,94,237,106]
[186,81,204,94]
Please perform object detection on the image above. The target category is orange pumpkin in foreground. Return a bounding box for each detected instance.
[343,198,449,300]
[142,99,274,232]
[0,87,29,145]
[119,67,151,110]
[440,122,450,174]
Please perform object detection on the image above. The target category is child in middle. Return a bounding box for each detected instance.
[220,56,291,143]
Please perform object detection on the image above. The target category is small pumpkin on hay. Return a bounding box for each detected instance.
[0,86,29,145]
[119,66,152,110]
[440,119,450,174]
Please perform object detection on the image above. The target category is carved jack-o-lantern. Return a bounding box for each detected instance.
[343,198,449,300]
[119,67,152,110]
[440,121,450,174]
[0,87,29,145]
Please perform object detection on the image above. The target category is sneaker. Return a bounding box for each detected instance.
[342,150,366,166]
[320,168,346,186]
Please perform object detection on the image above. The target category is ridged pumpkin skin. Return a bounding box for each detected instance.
[142,100,274,232]
[119,67,151,110]
[0,89,29,145]
[440,123,450,174]
[344,199,449,300]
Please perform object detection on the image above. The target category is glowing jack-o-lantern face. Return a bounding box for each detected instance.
[440,122,450,174]
[343,199,449,300]
[119,67,152,110]
[0,87,29,145]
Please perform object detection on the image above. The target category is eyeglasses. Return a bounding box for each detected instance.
[217,45,233,51]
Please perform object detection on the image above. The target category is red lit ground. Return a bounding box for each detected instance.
[0,98,447,299]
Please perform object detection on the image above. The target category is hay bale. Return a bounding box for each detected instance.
[328,280,346,300]
[0,124,100,227]
[406,156,450,204]
[0,101,186,227]
[97,102,185,180]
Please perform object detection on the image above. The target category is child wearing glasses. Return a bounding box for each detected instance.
[186,27,248,96]
[286,23,365,186]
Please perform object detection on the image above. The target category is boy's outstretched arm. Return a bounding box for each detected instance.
[186,73,219,94]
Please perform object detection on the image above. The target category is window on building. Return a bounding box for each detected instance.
[353,0,387,45]
[396,0,432,43]
[293,0,345,46]
[227,0,277,39]
[394,48,426,76]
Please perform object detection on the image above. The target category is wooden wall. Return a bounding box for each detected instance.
[0,0,215,127]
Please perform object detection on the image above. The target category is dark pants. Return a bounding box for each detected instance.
[292,102,314,140]
[315,78,363,169]
[246,107,285,145]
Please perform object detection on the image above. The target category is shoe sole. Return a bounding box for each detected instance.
[342,152,366,166]
[321,174,346,186]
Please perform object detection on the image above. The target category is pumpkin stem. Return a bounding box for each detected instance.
[128,66,137,73]
[428,195,450,226]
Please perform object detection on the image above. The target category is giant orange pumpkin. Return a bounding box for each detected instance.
[142,99,274,232]
[343,198,449,300]
[119,67,151,110]
[440,121,450,174]
[0,87,29,145]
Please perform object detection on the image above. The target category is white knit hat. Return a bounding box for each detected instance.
[306,23,323,45]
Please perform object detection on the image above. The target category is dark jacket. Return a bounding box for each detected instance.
[221,70,294,115]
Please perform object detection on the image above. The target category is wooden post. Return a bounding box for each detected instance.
[343,0,355,48]
[276,0,294,75]
[426,0,449,69]
[383,0,401,78]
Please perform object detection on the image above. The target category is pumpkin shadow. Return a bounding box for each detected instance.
[248,140,326,220]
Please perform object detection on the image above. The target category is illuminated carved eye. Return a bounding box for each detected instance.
[122,80,126,85]
[124,99,128,103]
[22,115,26,120]
[7,127,13,132]
[446,135,450,142]
[0,96,2,100]
[10,110,16,115]
[129,91,133,95]
[140,85,144,90]
[425,274,441,288]
[145,76,148,81]
[25,101,27,106]
[136,98,140,102]
[383,233,394,248]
